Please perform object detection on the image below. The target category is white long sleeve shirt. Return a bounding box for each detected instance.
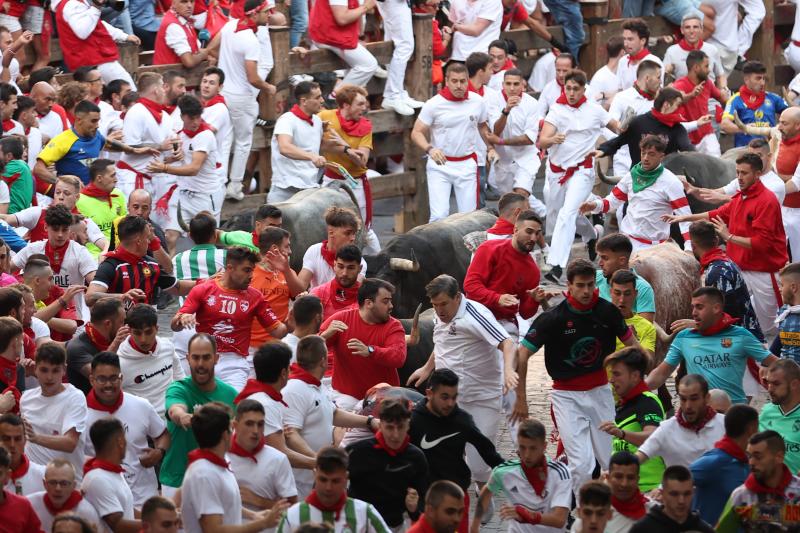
[62,0,129,42]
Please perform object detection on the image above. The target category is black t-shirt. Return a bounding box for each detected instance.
[521,298,629,381]
[65,332,99,394]
[93,255,176,310]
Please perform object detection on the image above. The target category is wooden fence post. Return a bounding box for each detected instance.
[118,42,140,76]
[749,0,776,91]
[579,0,609,77]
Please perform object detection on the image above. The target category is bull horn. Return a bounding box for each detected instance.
[389,248,420,272]
[682,167,697,186]
[177,200,189,233]
[406,303,423,346]
[595,160,622,185]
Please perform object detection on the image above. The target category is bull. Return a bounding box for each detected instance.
[365,209,498,319]
[399,308,435,388]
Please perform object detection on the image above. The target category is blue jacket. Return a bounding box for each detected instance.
[690,447,749,526]
[0,220,26,252]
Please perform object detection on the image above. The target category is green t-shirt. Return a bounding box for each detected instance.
[5,160,34,214]
[159,377,237,488]
[76,189,127,240]
[219,230,258,252]
[760,402,800,474]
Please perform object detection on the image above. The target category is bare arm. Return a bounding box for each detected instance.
[264,431,316,469]
[245,60,275,93]
[26,426,80,452]
[470,484,494,533]
[330,0,375,25]
[453,17,492,37]
[33,159,57,184]
[297,269,313,290]
[537,121,562,150]
[102,513,141,533]
[645,361,677,391]
[720,117,740,135]
[277,134,323,162]
[152,151,208,176]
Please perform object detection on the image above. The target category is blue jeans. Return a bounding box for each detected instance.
[542,0,584,61]
[101,2,134,35]
[290,0,309,48]
[655,0,703,25]
[623,0,655,17]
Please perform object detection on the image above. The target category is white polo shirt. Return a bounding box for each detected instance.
[82,467,135,533]
[117,336,185,418]
[26,127,44,171]
[663,41,724,81]
[177,128,220,193]
[29,490,102,533]
[487,91,540,167]
[218,19,260,97]
[119,102,173,173]
[544,100,611,169]
[417,92,488,157]
[300,242,368,289]
[616,53,663,91]
[432,296,509,401]
[98,100,122,139]
[22,384,87,482]
[257,25,274,79]
[181,457,243,533]
[84,392,167,506]
[13,206,105,245]
[449,0,502,61]
[245,391,288,437]
[270,111,323,190]
[5,459,45,496]
[637,413,725,468]
[226,443,297,511]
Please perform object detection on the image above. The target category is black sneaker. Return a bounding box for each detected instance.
[544,265,562,284]
[587,238,598,261]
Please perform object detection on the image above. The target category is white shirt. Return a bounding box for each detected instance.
[301,242,368,289]
[2,119,23,137]
[26,127,43,171]
[165,15,201,57]
[704,0,764,55]
[487,69,506,92]
[84,393,167,506]
[616,52,663,91]
[246,391,288,436]
[119,102,173,173]
[663,41,725,81]
[257,25,274,79]
[226,444,297,511]
[29,490,102,533]
[81,467,135,533]
[218,19,260,97]
[37,109,68,142]
[590,65,620,108]
[792,0,800,42]
[638,413,725,467]
[0,181,8,207]
[270,111,323,190]
[117,336,185,418]
[472,84,500,164]
[449,0,502,61]
[202,100,232,160]
[177,128,220,192]
[529,50,556,93]
[487,90,540,167]
[536,79,597,119]
[181,458,243,533]
[61,0,129,44]
[723,171,787,205]
[418,92,488,157]
[98,100,122,140]
[4,458,45,496]
[22,384,87,481]
[14,205,105,246]
[432,297,509,401]
[282,333,300,360]
[544,100,611,168]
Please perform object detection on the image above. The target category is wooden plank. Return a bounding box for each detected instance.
[369,109,415,134]
[369,171,416,199]
[776,64,795,87]
[288,41,395,76]
[750,0,776,91]
[499,26,573,52]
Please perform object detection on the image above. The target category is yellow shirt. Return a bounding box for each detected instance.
[318,109,373,178]
[616,314,657,353]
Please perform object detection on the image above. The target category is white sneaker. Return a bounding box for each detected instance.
[382,97,414,116]
[225,182,244,201]
[288,74,313,86]
[404,95,425,109]
[374,66,388,79]
[594,223,605,241]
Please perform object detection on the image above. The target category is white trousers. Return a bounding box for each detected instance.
[787,43,800,73]
[313,41,378,87]
[696,133,721,156]
[216,352,250,391]
[211,184,226,223]
[551,385,614,499]
[116,167,158,198]
[460,396,502,484]
[545,166,596,268]
[426,158,478,222]
[221,92,259,184]
[98,61,136,89]
[737,0,765,56]
[165,188,217,233]
[321,176,381,255]
[740,269,781,344]
[492,159,546,216]
[784,206,800,261]
[376,0,413,99]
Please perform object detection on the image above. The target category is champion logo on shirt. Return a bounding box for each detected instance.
[134,363,173,384]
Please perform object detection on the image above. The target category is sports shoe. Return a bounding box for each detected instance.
[404,95,425,109]
[544,265,563,284]
[587,224,604,262]
[382,97,414,116]
[288,74,314,86]
[225,182,244,201]
[374,66,388,79]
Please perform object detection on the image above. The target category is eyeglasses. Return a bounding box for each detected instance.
[45,479,73,488]
[93,374,121,385]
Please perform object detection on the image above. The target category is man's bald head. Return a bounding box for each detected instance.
[779,107,800,139]
[30,81,55,98]
[128,189,153,219]
[30,82,56,114]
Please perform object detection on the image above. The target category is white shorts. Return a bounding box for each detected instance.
[20,5,43,33]
[0,13,21,32]
[740,269,782,344]
[165,188,217,233]
[215,352,250,391]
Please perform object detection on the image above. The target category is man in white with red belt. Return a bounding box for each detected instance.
[411,63,497,222]
[540,69,620,283]
[199,67,231,222]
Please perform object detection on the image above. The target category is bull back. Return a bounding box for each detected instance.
[663,152,736,213]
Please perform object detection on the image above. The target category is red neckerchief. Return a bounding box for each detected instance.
[739,84,766,111]
[374,431,410,457]
[499,57,515,71]
[619,381,649,407]
[0,355,17,388]
[611,490,648,520]
[84,323,110,351]
[320,240,337,268]
[43,490,82,516]
[1,385,19,414]
[187,449,230,470]
[251,231,260,248]
[104,246,145,266]
[203,94,227,108]
[698,247,729,274]
[81,183,119,207]
[696,313,738,336]
[744,464,794,495]
[44,240,69,274]
[487,218,515,235]
[234,378,288,406]
[290,104,314,126]
[128,336,157,355]
[86,389,123,414]
[330,277,359,307]
[9,454,29,481]
[556,88,586,108]
[83,458,124,476]
[676,405,716,433]
[182,120,213,138]
[468,80,484,96]
[1,119,14,132]
[650,108,686,127]
[235,16,258,32]
[565,289,599,311]
[501,90,517,102]
[164,104,177,115]
[137,98,165,124]
[439,87,467,102]
[784,133,800,146]
[228,433,266,462]
[520,458,548,497]
[336,110,371,137]
[289,363,322,386]
[409,516,437,533]
[306,490,347,520]
[678,38,703,51]
[714,435,748,462]
[633,82,656,101]
[627,47,650,64]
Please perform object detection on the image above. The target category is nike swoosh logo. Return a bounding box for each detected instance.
[420,432,460,450]
[385,464,411,473]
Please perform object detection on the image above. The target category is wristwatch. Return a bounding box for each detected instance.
[366,415,375,430]
[367,345,375,355]
[343,146,351,154]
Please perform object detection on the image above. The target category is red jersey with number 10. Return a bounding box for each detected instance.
[179,280,280,356]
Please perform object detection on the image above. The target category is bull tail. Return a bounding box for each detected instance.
[406,303,423,346]
[330,181,361,218]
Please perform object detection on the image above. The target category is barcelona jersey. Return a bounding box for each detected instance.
[723,91,787,147]
[37,128,105,185]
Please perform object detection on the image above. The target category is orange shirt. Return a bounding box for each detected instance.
[250,264,290,347]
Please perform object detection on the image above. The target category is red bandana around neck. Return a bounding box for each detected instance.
[439,87,467,102]
[9,454,29,481]
[499,57,515,71]
[633,82,656,101]
[187,449,230,470]
[81,183,119,207]
[336,110,371,137]
[714,435,748,462]
[739,84,766,111]
[1,119,14,132]
[697,313,738,336]
[138,98,165,124]
[784,133,800,147]
[43,490,82,516]
[627,48,650,64]
[676,405,716,433]
[565,289,599,311]
[84,323,110,351]
[164,104,177,115]
[203,94,227,108]
[289,363,322,386]
[744,464,794,495]
[678,38,703,51]
[320,240,337,268]
[290,104,314,126]
[468,80,484,96]
[650,108,686,128]
[620,381,650,406]
[374,431,410,457]
[611,491,648,520]
[699,247,729,274]
[104,246,145,266]
[182,120,213,138]
[235,16,258,32]
[44,240,69,274]
[87,389,123,414]
[234,379,288,406]
[487,218,515,236]
[330,277,360,307]
[228,433,265,462]
[556,88,586,108]
[128,336,157,355]
[306,490,347,520]
[83,457,125,476]
[520,459,548,497]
